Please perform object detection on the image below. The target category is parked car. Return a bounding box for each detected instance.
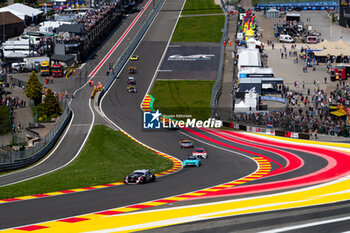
[279,34,294,43]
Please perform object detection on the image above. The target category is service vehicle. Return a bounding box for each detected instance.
[127,76,136,85]
[130,55,139,61]
[183,156,201,167]
[127,85,137,93]
[128,66,137,74]
[124,169,156,184]
[306,35,319,44]
[52,63,64,77]
[192,147,208,159]
[11,62,28,72]
[179,139,194,148]
[40,61,50,76]
[279,34,294,43]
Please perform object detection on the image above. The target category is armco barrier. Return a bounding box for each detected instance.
[97,0,165,105]
[0,107,72,171]
[210,0,228,117]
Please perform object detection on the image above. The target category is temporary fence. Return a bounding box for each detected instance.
[97,0,166,105]
[0,104,72,171]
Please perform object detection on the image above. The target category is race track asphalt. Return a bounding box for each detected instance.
[0,0,339,231]
[0,0,258,229]
[0,0,154,187]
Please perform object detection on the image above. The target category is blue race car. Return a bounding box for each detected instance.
[183,156,201,167]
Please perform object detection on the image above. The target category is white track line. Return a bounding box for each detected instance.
[0,100,95,187]
[141,0,185,104]
[0,1,151,185]
[258,216,350,233]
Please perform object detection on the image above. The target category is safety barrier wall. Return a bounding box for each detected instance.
[210,0,228,117]
[222,121,310,140]
[97,0,165,105]
[0,105,72,171]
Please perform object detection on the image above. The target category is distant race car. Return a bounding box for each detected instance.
[127,85,137,93]
[179,139,194,148]
[183,156,201,167]
[124,169,156,184]
[128,66,137,74]
[192,147,208,159]
[127,76,136,85]
[130,55,139,61]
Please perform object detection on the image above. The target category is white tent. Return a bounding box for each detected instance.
[0,3,42,21]
[234,100,250,112]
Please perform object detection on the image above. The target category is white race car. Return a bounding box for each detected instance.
[192,147,207,159]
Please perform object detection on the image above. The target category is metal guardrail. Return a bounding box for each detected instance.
[97,0,165,105]
[0,104,72,171]
[210,0,228,117]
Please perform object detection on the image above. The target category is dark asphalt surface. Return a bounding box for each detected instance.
[138,200,350,233]
[157,42,220,80]
[0,1,153,186]
[0,0,346,232]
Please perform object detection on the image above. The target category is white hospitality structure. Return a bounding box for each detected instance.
[0,3,42,21]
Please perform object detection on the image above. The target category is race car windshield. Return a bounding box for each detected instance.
[132,172,144,176]
[196,149,204,152]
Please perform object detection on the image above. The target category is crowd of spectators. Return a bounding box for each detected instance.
[1,95,26,132]
[233,82,350,137]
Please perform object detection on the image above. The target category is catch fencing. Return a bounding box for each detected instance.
[0,104,72,171]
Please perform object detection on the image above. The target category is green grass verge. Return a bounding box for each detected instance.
[151,80,215,121]
[252,0,333,4]
[0,125,173,199]
[172,15,225,43]
[182,0,223,15]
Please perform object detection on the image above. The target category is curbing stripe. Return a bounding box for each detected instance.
[0,96,182,205]
[8,100,275,232]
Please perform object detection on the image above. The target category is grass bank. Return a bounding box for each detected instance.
[0,125,173,199]
[172,15,225,43]
[182,0,222,15]
[151,80,215,121]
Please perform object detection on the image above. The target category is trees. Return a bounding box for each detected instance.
[25,71,42,105]
[43,89,60,118]
[0,105,11,135]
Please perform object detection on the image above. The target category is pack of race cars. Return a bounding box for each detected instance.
[179,139,208,167]
[127,55,139,93]
[122,139,206,185]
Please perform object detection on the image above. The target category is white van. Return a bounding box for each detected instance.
[279,34,294,43]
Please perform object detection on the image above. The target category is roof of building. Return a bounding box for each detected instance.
[58,23,85,34]
[0,11,23,25]
[51,54,75,62]
[0,3,43,20]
